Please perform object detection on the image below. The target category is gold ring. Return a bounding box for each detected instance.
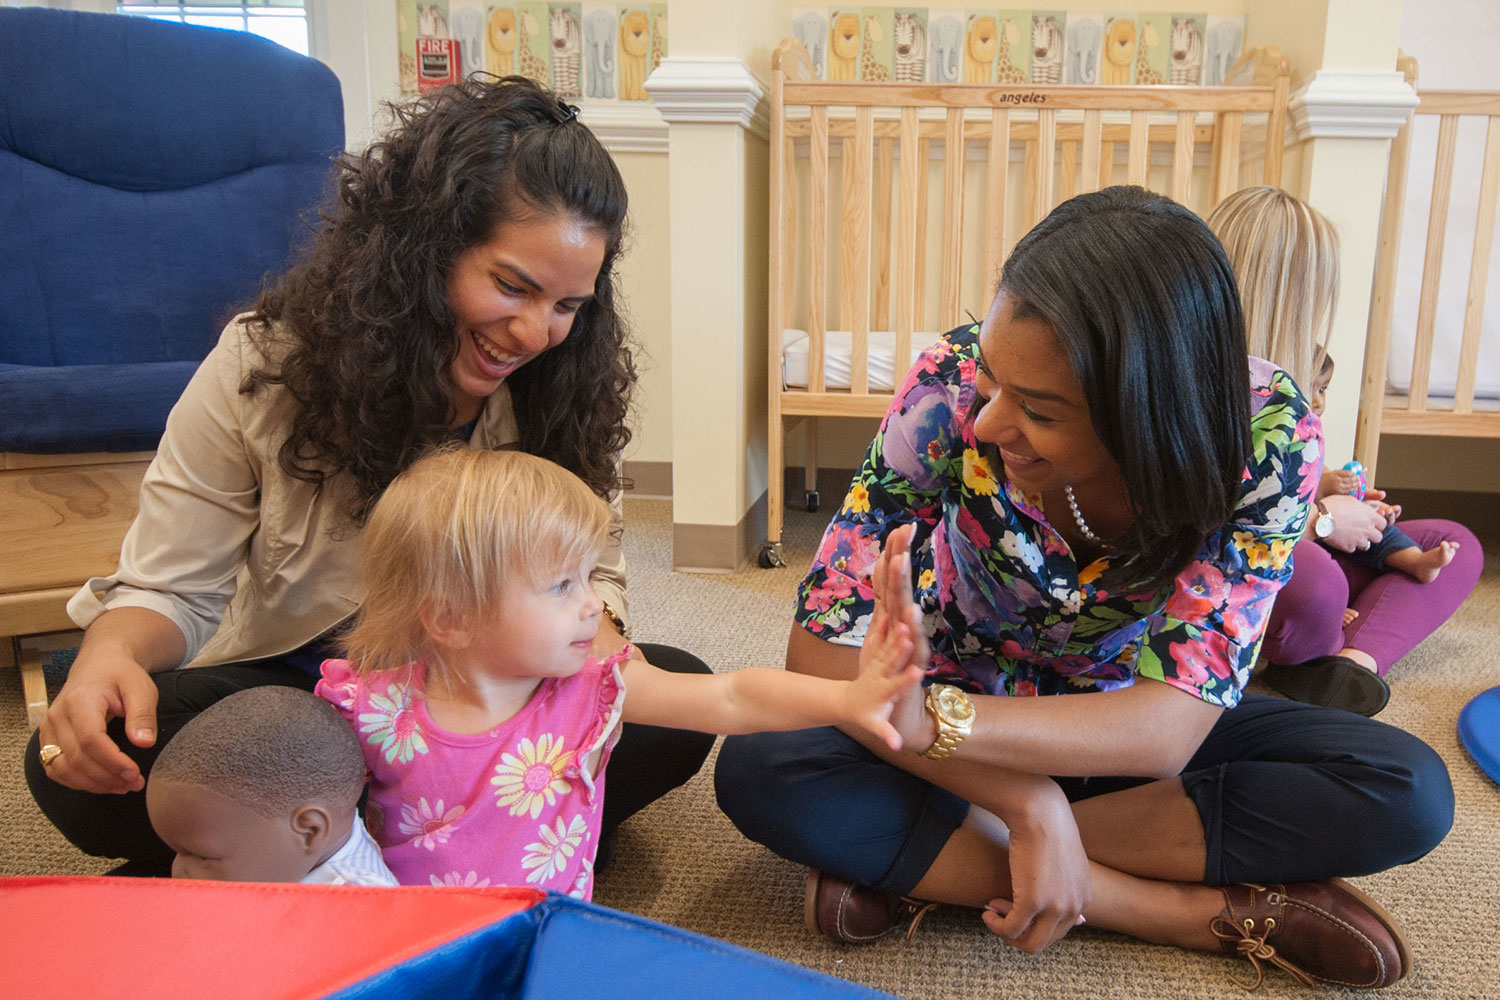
[39,744,63,768]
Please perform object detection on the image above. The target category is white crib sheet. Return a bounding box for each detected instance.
[780,329,944,391]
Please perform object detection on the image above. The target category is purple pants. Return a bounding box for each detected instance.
[1262,519,1483,675]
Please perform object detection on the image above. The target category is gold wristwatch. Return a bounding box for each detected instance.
[920,684,976,760]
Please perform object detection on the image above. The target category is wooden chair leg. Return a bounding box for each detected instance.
[18,637,48,728]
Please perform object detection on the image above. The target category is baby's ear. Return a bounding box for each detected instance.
[419,597,472,650]
[290,804,334,853]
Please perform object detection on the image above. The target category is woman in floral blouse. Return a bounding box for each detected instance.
[717,187,1452,991]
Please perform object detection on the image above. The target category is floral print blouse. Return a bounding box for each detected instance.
[316,648,628,897]
[796,326,1320,709]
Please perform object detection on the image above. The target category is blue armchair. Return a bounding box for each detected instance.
[0,8,343,722]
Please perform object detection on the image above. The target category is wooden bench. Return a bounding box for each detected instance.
[0,452,147,726]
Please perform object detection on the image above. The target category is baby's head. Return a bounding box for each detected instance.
[1205,185,1340,395]
[341,447,613,676]
[146,686,366,881]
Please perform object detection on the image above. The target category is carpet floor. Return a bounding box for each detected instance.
[3,493,1497,999]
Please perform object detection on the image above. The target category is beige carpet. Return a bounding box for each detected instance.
[3,493,1497,999]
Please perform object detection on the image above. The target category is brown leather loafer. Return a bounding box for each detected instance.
[803,869,936,944]
[1212,879,1413,990]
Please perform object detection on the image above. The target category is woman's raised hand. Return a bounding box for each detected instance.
[851,524,928,750]
[865,524,935,748]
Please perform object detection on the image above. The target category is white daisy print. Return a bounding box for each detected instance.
[358,682,428,764]
[397,797,465,851]
[521,814,589,885]
[430,870,491,888]
[491,734,574,818]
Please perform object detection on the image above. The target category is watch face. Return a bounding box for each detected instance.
[934,685,976,723]
[1316,513,1334,538]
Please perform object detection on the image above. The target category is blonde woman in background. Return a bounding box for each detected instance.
[1206,186,1483,717]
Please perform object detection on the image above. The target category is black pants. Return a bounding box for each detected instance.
[26,642,715,874]
[715,692,1455,894]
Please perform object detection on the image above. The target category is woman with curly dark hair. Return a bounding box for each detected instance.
[27,76,714,873]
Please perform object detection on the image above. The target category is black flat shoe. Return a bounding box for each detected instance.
[1259,655,1391,716]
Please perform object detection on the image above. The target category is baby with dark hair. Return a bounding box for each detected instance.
[146,686,396,885]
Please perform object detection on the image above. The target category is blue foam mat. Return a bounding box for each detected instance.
[1458,685,1500,784]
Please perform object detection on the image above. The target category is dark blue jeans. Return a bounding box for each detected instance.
[715,692,1453,893]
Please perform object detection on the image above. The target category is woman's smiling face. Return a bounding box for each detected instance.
[445,211,606,425]
[969,289,1123,497]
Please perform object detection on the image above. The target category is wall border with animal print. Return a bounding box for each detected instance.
[786,7,1243,85]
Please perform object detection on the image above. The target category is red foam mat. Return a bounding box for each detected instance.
[1,876,544,999]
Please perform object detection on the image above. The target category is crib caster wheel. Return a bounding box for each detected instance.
[804,490,820,513]
[758,542,786,569]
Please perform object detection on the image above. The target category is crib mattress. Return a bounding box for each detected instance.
[780,329,942,392]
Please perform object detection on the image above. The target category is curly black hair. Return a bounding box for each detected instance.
[243,75,634,525]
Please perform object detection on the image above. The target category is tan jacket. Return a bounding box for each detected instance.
[68,317,628,668]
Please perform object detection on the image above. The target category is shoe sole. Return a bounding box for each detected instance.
[1263,658,1390,716]
[1326,877,1415,981]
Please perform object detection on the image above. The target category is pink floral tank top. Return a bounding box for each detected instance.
[315,648,628,898]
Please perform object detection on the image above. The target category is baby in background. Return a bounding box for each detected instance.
[145,686,397,886]
[1309,354,1459,601]
[316,446,921,896]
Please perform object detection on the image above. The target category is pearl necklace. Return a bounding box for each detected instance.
[1064,485,1104,545]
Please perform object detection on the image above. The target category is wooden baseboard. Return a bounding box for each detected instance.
[622,460,673,498]
[672,491,768,573]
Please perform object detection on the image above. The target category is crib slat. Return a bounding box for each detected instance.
[914,137,930,329]
[781,133,796,335]
[1100,140,1115,187]
[808,105,829,394]
[984,109,1011,302]
[1127,110,1149,186]
[845,107,874,394]
[1454,115,1500,413]
[940,108,965,330]
[874,137,894,331]
[1033,109,1056,227]
[1060,141,1077,202]
[1263,68,1289,186]
[1171,111,1195,205]
[1079,110,1102,193]
[895,108,918,389]
[1212,111,1243,206]
[1410,114,1460,413]
[767,55,789,547]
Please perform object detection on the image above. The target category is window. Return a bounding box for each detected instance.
[116,2,309,57]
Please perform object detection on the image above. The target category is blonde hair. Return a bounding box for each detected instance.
[1205,186,1340,392]
[340,446,612,674]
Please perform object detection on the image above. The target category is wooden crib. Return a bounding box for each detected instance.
[1355,53,1500,477]
[761,39,1291,567]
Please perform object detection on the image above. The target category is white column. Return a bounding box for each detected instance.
[648,58,769,571]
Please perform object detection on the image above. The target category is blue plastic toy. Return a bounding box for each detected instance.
[1343,460,1367,500]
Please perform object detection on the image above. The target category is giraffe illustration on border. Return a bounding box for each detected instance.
[517,10,548,84]
[994,17,1025,84]
[861,15,890,82]
[1135,20,1164,84]
[649,9,666,77]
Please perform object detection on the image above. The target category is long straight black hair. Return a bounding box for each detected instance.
[998,185,1252,591]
